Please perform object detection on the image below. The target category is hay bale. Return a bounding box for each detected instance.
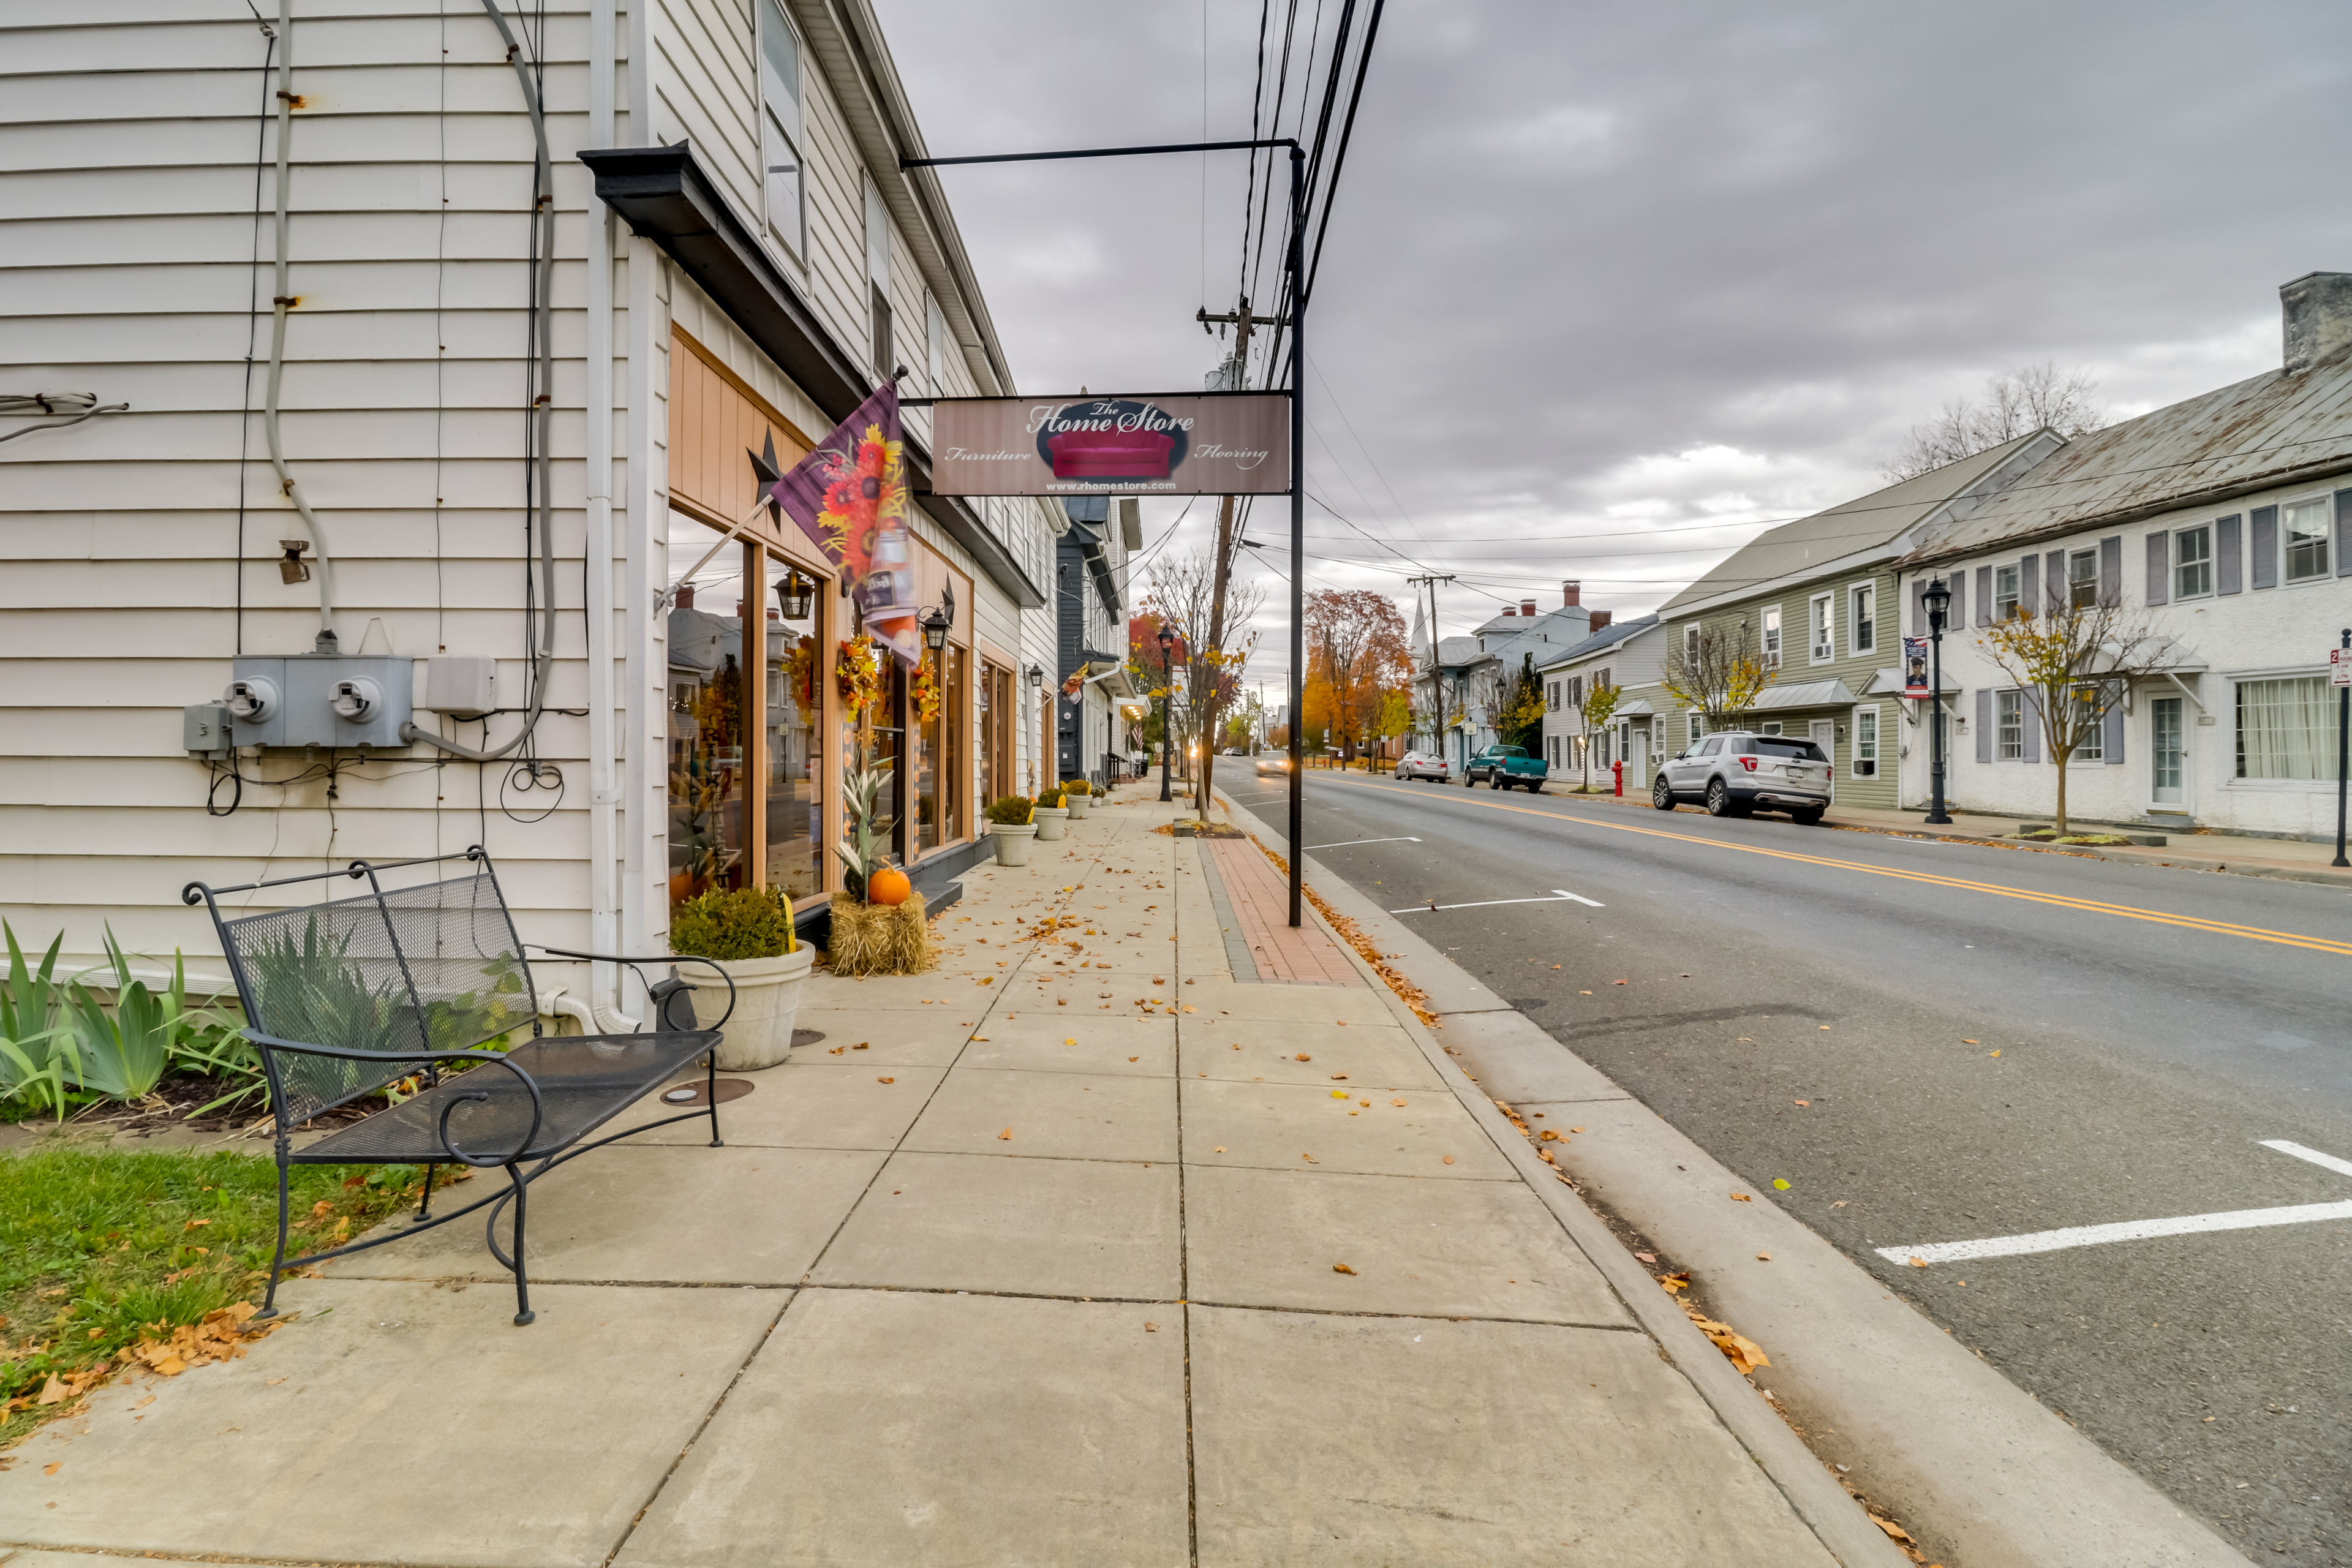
[827,889,933,976]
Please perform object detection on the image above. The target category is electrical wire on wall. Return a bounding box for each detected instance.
[0,392,128,445]
[401,0,561,767]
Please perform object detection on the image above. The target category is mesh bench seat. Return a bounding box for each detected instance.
[186,846,734,1325]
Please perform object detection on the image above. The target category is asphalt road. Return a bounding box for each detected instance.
[1226,768,2352,1566]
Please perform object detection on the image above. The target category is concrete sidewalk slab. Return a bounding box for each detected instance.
[325,1145,884,1286]
[1180,1022,1446,1090]
[613,1289,1189,1568]
[957,1022,1177,1076]
[903,1066,1178,1162]
[783,1009,973,1066]
[1178,1077,1515,1180]
[811,1150,1182,1298]
[639,1060,942,1150]
[1187,1305,1839,1567]
[1178,977,1401,1025]
[0,1279,782,1568]
[1182,1163,1630,1326]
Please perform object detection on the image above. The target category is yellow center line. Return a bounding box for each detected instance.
[1322,774,2352,957]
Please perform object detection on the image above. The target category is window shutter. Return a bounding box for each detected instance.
[2215,514,2242,595]
[1948,570,1967,628]
[2103,693,2125,764]
[2144,531,2168,605]
[2336,490,2352,576]
[2021,689,2041,763]
[1973,565,1991,627]
[2046,551,2070,610]
[2251,505,2278,589]
[1910,578,1924,636]
[1975,687,1992,763]
[2019,554,2040,615]
[2099,535,2122,606]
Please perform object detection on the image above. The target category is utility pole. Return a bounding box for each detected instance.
[1409,573,1453,761]
[1193,295,1284,824]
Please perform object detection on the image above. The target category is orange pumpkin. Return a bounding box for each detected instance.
[865,866,912,906]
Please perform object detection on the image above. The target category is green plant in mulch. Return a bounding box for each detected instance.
[984,795,1035,826]
[2055,834,2134,846]
[0,1145,453,1449]
[669,886,798,962]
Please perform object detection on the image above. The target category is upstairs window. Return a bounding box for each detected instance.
[865,179,893,375]
[2285,496,2332,582]
[758,0,805,257]
[2173,524,2212,600]
[1810,593,1834,662]
[1760,606,1782,670]
[1850,583,1875,652]
[1994,564,2019,620]
[2068,549,2098,610]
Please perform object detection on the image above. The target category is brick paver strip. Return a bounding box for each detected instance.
[1204,837,1357,986]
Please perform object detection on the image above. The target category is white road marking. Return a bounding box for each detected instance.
[1307,837,1422,850]
[2264,1139,2352,1179]
[1877,1140,2352,1265]
[1551,888,1606,907]
[1390,893,1600,914]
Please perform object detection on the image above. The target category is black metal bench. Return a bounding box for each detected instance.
[183,846,734,1325]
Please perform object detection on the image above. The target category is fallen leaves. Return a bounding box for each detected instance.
[1730,1192,1753,1202]
[998,1128,1014,1141]
[877,1076,894,1084]
[1793,1099,1810,1107]
[1390,1097,1407,1107]
[1332,1263,1357,1276]
[1329,1072,1348,1080]
[1756,1252,1772,1261]
[1295,1053,1312,1061]
[1681,1305,1771,1374]
[1441,1155,1455,1165]
[1539,1129,1562,1142]
[1302,1153,1318,1163]
[1330,1090,1349,1099]
[1772,1178,1790,1190]
[121,1302,279,1382]
[1908,1256,1928,1268]
[1144,1322,1159,1332]
[1659,1272,1691,1294]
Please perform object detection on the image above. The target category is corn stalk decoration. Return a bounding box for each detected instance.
[834,741,897,901]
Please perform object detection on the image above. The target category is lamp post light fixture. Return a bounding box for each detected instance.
[920,606,951,652]
[774,570,815,622]
[1156,624,1177,804]
[1922,576,1953,826]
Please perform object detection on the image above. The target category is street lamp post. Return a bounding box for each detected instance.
[1158,625,1176,804]
[1923,576,1953,826]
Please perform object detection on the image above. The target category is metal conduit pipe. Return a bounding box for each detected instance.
[266,0,339,653]
[399,0,560,762]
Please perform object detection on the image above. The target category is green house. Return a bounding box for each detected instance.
[1647,431,2060,809]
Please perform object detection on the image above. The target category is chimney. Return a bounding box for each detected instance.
[1520,599,1537,617]
[1562,580,1581,608]
[2282,272,2352,372]
[1500,605,1516,617]
[1589,609,1612,632]
[675,582,696,611]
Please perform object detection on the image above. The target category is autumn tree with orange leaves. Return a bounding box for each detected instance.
[1303,589,1413,761]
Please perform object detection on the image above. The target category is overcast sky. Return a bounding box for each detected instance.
[876,0,2352,691]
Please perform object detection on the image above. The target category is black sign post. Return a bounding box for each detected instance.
[2334,628,2350,869]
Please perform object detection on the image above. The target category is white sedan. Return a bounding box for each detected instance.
[1394,750,1452,782]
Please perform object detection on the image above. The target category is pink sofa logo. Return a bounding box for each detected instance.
[1034,399,1192,482]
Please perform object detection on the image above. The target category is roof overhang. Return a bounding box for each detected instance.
[1859,668,1959,698]
[1749,678,1859,711]
[579,142,1043,608]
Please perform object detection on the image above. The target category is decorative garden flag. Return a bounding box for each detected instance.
[770,384,923,668]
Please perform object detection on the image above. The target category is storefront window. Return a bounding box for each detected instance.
[944,644,966,840]
[765,557,823,900]
[666,516,748,906]
[913,652,940,857]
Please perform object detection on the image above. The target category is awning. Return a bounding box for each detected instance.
[1750,678,1858,710]
[1611,698,1655,718]
[580,143,1044,608]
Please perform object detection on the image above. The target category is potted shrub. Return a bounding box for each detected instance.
[672,886,812,1069]
[1062,778,1093,819]
[986,795,1038,865]
[1033,785,1069,841]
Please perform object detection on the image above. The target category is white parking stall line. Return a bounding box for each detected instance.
[1877,1140,2352,1265]
[1551,888,1605,908]
[1391,891,1603,914]
[1307,837,1422,850]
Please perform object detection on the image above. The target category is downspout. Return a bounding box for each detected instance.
[618,0,658,996]
[583,0,636,1031]
[266,0,339,653]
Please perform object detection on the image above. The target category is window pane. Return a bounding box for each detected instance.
[760,0,800,104]
[764,555,823,900]
[2236,675,2339,778]
[2175,526,2212,598]
[1995,566,2019,620]
[1997,690,2022,759]
[667,515,749,906]
[2069,551,2098,609]
[2286,499,2331,581]
[1855,708,1878,775]
[1852,585,1874,652]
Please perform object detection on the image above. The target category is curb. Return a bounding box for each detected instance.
[1214,788,1911,1568]
[1214,786,2256,1568]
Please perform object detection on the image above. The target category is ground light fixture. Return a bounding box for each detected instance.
[1922,576,1953,826]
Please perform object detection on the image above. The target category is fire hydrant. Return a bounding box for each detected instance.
[1612,758,1624,797]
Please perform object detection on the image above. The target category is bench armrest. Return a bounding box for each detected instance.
[530,947,737,1032]
[246,1035,544,1168]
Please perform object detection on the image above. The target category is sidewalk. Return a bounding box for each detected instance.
[0,796,1888,1567]
[1538,780,2352,888]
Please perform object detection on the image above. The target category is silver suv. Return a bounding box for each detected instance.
[1653,731,1832,823]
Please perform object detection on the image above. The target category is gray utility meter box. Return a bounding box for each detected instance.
[225,654,414,750]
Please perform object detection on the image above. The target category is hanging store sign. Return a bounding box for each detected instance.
[926,393,1292,496]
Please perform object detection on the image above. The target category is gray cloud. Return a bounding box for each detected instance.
[876,0,2352,680]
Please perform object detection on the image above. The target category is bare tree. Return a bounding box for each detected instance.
[1977,589,2176,836]
[1883,362,2106,483]
[1659,625,1776,727]
[1577,677,1621,792]
[1142,548,1264,821]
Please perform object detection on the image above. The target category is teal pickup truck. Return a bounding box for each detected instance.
[1464,744,1547,792]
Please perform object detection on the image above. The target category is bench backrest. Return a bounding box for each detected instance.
[202,854,540,1125]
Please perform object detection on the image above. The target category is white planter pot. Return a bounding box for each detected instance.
[686,945,816,1070]
[1065,791,1091,819]
[1035,807,1069,841]
[991,822,1038,865]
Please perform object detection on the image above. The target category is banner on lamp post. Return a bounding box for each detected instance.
[1902,637,1931,698]
[926,392,1292,496]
